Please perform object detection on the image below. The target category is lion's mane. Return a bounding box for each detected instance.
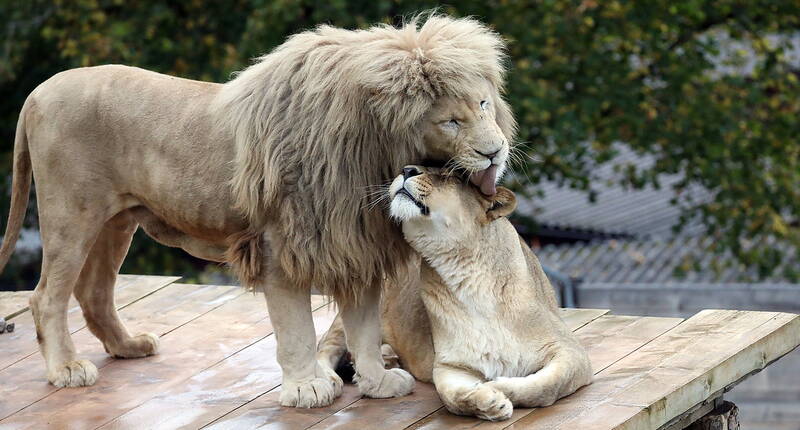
[212,14,516,301]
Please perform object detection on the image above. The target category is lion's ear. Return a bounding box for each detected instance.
[487,187,517,221]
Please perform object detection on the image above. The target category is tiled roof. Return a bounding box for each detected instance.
[515,145,711,238]
[536,236,797,284]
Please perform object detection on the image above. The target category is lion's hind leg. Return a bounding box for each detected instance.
[73,211,159,359]
[486,348,592,408]
[30,204,114,387]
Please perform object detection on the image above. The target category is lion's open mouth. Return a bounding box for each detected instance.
[396,188,430,215]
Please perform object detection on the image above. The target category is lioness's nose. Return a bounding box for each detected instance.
[403,166,422,180]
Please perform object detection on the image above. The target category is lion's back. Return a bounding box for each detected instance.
[29,65,219,122]
[22,65,240,235]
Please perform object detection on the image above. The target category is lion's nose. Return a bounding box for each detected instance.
[403,166,422,180]
[476,149,500,162]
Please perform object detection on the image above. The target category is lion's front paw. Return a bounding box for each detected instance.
[280,377,340,408]
[108,332,160,358]
[48,359,98,388]
[468,385,513,421]
[356,368,415,399]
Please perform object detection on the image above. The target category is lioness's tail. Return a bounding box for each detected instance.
[0,106,33,273]
[488,348,592,408]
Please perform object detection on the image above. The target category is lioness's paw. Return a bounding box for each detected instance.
[48,359,98,388]
[381,344,401,369]
[280,377,339,408]
[318,360,344,397]
[108,332,160,358]
[469,385,513,421]
[356,368,415,398]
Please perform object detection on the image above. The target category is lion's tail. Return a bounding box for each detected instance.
[0,104,33,274]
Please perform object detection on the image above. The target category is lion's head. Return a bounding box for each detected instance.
[388,165,516,244]
[213,13,516,299]
[420,83,510,196]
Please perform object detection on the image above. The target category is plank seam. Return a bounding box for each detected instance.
[91,298,333,430]
[400,310,615,430]
[0,276,182,372]
[198,384,282,429]
[614,313,795,429]
[156,286,245,338]
[501,315,688,429]
[0,283,244,423]
[545,311,788,430]
[567,309,612,331]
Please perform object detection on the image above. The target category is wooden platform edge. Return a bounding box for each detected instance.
[659,338,800,430]
[629,311,800,430]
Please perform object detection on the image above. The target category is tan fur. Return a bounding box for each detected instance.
[212,13,516,301]
[224,230,267,288]
[319,169,592,420]
[0,14,515,407]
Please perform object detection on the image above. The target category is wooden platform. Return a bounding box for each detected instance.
[0,275,798,430]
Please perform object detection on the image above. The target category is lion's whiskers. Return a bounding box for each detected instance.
[441,157,464,178]
[360,180,393,212]
[505,143,542,187]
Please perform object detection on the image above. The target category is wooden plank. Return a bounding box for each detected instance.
[309,382,442,430]
[405,315,683,430]
[206,385,364,430]
[560,311,800,430]
[99,303,337,430]
[302,313,669,430]
[0,283,242,422]
[198,309,609,430]
[0,275,180,371]
[0,292,328,429]
[558,308,610,331]
[0,291,33,320]
[510,310,800,430]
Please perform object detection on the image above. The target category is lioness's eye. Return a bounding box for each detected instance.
[480,100,489,110]
[448,119,460,126]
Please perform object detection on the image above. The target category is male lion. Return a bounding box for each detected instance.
[318,167,592,420]
[0,15,514,408]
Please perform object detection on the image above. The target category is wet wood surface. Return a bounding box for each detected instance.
[0,276,797,430]
[0,275,180,371]
[0,291,33,320]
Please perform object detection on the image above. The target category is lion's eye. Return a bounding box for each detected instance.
[448,119,460,126]
[480,100,488,110]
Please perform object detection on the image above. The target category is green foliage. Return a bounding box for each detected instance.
[1,0,798,287]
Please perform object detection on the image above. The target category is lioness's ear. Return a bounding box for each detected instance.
[487,187,517,220]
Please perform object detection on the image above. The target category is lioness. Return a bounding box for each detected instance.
[319,167,592,420]
[0,15,514,408]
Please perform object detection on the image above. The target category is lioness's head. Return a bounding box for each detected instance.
[388,166,516,243]
[419,80,511,196]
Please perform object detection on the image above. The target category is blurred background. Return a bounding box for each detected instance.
[1,1,798,428]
